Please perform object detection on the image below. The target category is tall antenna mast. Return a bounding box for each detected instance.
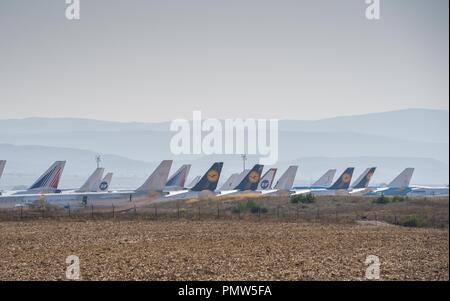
[241,154,247,172]
[95,155,102,168]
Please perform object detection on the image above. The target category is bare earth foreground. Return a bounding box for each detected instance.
[0,220,447,280]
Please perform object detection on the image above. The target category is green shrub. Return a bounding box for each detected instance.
[290,193,315,204]
[373,195,390,204]
[400,215,422,228]
[392,196,409,203]
[232,200,268,214]
[373,195,410,204]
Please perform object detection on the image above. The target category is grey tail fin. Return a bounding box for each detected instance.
[220,173,239,190]
[312,169,336,187]
[166,164,191,188]
[274,165,298,190]
[135,160,173,192]
[187,176,201,188]
[0,160,5,180]
[77,168,105,192]
[388,168,414,188]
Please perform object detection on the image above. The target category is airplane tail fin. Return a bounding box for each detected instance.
[257,168,277,190]
[0,160,5,180]
[234,164,264,191]
[312,169,336,187]
[191,162,224,192]
[220,173,239,190]
[388,168,414,188]
[98,172,113,191]
[187,176,201,188]
[352,167,376,189]
[135,160,173,192]
[77,168,105,192]
[166,164,191,188]
[329,167,354,190]
[28,161,66,190]
[274,165,298,190]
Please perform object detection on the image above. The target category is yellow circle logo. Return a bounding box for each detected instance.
[342,174,351,183]
[207,170,219,183]
[366,172,373,180]
[248,171,260,184]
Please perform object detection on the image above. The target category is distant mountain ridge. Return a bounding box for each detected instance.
[0,108,448,142]
[0,109,448,187]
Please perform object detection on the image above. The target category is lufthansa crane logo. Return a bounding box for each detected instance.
[366,172,373,180]
[342,173,351,183]
[248,171,260,184]
[207,170,219,183]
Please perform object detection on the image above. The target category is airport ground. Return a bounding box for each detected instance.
[0,196,448,280]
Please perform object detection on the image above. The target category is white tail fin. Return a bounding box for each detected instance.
[274,166,298,190]
[232,169,250,188]
[135,160,173,192]
[389,168,414,188]
[76,168,104,192]
[98,172,113,192]
[0,160,5,180]
[187,176,201,188]
[28,161,66,190]
[166,164,191,188]
[312,169,336,187]
[257,168,277,190]
[220,173,239,190]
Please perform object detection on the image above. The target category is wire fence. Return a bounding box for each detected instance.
[0,198,448,229]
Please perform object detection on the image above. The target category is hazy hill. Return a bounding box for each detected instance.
[0,108,448,142]
[0,109,448,187]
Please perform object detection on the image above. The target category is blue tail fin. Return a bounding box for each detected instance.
[234,164,264,191]
[191,162,223,192]
[352,167,376,189]
[329,167,354,190]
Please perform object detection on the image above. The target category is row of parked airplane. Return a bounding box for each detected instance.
[0,159,448,209]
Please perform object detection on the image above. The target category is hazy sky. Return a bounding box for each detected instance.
[0,0,448,122]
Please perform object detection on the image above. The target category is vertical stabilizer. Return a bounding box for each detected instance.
[28,161,66,190]
[312,169,336,187]
[234,165,264,191]
[388,168,415,188]
[135,160,173,192]
[166,164,191,188]
[352,167,376,189]
[257,168,278,190]
[77,168,105,192]
[274,166,298,190]
[329,167,354,190]
[191,162,224,192]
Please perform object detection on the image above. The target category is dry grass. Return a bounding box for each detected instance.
[0,219,447,280]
